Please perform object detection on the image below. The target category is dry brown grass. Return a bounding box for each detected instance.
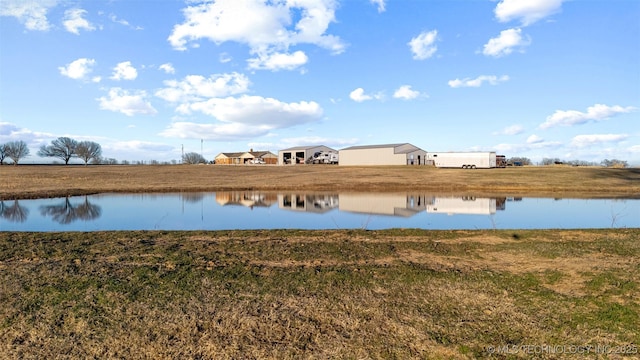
[1,164,639,200]
[1,229,639,359]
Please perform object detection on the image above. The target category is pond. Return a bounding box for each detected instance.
[1,192,638,232]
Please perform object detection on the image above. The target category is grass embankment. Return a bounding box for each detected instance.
[1,229,639,359]
[1,165,639,200]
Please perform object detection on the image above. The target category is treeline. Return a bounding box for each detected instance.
[0,138,206,165]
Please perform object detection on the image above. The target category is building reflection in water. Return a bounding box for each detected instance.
[215,191,278,209]
[338,193,427,217]
[427,196,507,215]
[278,193,339,214]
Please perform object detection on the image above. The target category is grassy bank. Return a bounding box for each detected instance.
[1,229,638,359]
[2,165,639,200]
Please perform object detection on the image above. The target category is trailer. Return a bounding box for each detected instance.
[306,151,339,164]
[427,151,499,169]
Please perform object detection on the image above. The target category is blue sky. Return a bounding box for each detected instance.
[1,0,638,165]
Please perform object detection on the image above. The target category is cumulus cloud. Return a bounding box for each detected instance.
[408,30,438,60]
[540,104,636,129]
[349,88,383,102]
[0,0,58,31]
[59,58,97,81]
[483,28,530,57]
[247,50,308,71]
[98,88,157,116]
[167,0,345,71]
[448,75,509,88]
[160,96,322,140]
[63,8,95,34]
[370,0,386,13]
[156,72,250,103]
[110,61,138,81]
[159,63,175,74]
[495,0,564,26]
[526,134,544,144]
[393,85,421,100]
[570,134,629,148]
[178,95,321,124]
[493,124,524,136]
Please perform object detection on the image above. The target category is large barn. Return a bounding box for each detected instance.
[339,143,427,166]
[278,145,337,165]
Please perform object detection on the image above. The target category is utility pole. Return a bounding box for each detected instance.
[201,139,203,162]
[181,144,184,164]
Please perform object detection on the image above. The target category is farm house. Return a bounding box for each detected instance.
[339,143,427,166]
[214,150,277,165]
[278,145,337,165]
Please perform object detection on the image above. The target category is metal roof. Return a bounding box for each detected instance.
[340,143,424,153]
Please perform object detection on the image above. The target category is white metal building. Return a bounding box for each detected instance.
[278,145,337,165]
[339,143,427,166]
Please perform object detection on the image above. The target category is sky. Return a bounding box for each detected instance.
[1,0,639,165]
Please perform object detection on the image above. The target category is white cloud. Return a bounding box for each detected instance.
[176,95,322,125]
[349,88,383,102]
[0,0,58,31]
[408,30,438,60]
[493,124,524,136]
[59,58,96,80]
[63,8,95,35]
[526,134,544,144]
[109,14,142,30]
[483,28,530,57]
[110,61,138,81]
[219,53,232,63]
[159,63,175,74]
[370,0,386,13]
[495,0,564,26]
[448,75,509,88]
[393,85,421,100]
[98,88,157,116]
[570,134,629,148]
[247,50,308,71]
[160,95,322,141]
[540,104,636,129]
[168,0,345,71]
[156,72,250,103]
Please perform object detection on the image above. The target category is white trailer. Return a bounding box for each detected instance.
[306,151,339,164]
[427,151,498,169]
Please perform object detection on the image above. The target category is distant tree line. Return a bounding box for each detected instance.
[541,158,628,168]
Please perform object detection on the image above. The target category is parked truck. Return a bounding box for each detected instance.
[427,151,502,169]
[306,151,339,164]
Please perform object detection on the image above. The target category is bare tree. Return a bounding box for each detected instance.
[0,143,7,165]
[182,152,206,164]
[5,140,30,165]
[76,141,102,165]
[38,137,78,164]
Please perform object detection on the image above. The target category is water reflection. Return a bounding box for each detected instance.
[0,191,638,231]
[279,193,339,213]
[216,191,277,209]
[1,200,29,223]
[39,196,102,224]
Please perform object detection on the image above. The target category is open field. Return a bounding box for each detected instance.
[1,166,639,358]
[1,165,640,200]
[1,229,639,359]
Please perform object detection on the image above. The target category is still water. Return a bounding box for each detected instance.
[1,192,638,231]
